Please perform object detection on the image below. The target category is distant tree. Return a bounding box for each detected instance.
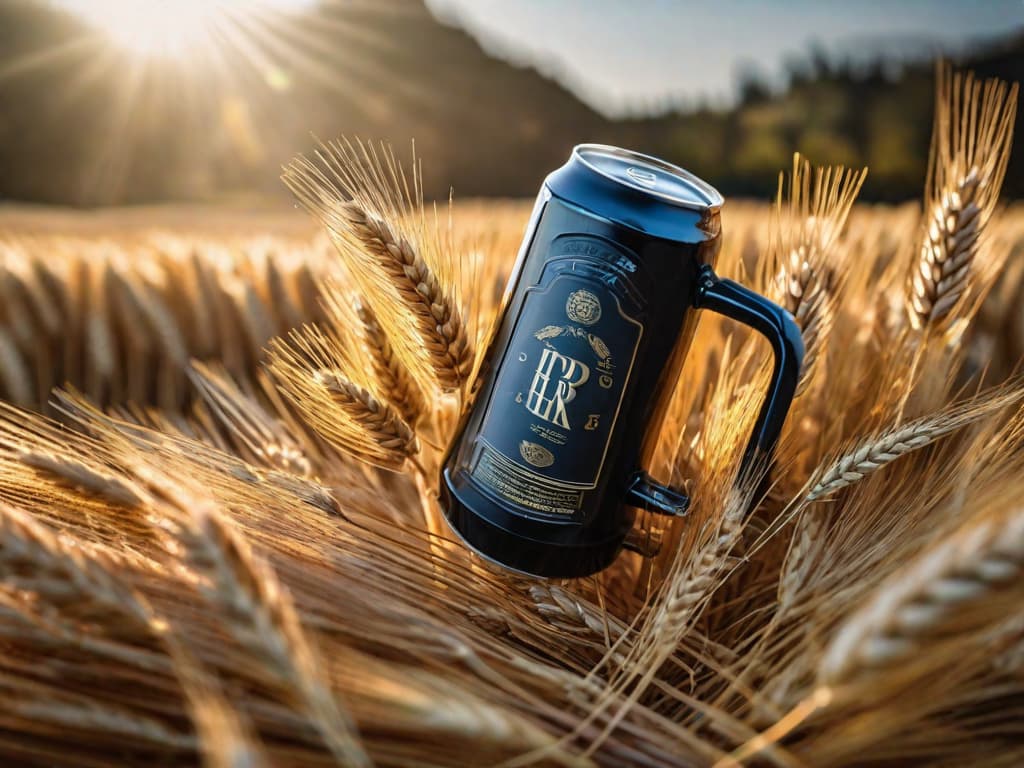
[736,63,773,106]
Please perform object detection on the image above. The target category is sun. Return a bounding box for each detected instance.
[52,0,317,58]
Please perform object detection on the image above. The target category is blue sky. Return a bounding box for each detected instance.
[426,0,1024,116]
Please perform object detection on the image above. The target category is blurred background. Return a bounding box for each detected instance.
[1,0,1022,206]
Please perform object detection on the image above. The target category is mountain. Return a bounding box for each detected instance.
[0,0,614,205]
[0,0,1021,205]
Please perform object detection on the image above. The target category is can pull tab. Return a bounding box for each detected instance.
[625,471,690,517]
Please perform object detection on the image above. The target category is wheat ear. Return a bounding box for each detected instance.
[806,388,1020,501]
[319,371,419,466]
[268,328,420,471]
[19,451,145,508]
[779,392,1020,608]
[339,200,472,388]
[907,64,1018,330]
[529,583,613,640]
[777,507,827,609]
[820,510,1024,685]
[773,154,866,392]
[283,145,472,391]
[356,299,425,428]
[171,506,371,768]
[614,482,756,688]
[0,504,154,638]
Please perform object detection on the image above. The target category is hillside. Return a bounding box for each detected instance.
[0,0,613,204]
[0,0,1021,204]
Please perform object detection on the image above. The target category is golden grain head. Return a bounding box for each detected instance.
[907,64,1018,331]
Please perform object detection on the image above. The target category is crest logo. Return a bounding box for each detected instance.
[566,289,601,325]
[519,440,555,468]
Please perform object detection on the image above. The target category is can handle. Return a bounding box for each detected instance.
[624,265,803,518]
[692,264,804,472]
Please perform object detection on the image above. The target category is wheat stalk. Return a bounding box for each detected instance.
[806,387,1019,501]
[19,451,145,508]
[907,64,1018,331]
[169,504,371,768]
[820,509,1024,685]
[268,326,420,471]
[355,299,425,428]
[771,154,866,392]
[283,143,473,392]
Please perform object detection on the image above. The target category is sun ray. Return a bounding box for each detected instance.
[0,34,103,82]
[234,4,438,119]
[51,1,319,59]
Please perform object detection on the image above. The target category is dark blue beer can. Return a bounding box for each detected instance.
[441,145,803,578]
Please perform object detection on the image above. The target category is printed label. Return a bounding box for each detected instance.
[468,270,643,517]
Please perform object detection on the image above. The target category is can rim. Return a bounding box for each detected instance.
[572,143,724,213]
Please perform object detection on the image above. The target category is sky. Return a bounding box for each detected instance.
[426,0,1024,116]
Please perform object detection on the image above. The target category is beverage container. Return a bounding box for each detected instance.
[441,145,803,578]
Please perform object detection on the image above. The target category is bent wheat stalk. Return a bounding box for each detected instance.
[169,504,371,768]
[807,386,1022,501]
[820,509,1024,685]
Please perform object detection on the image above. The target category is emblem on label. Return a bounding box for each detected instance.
[519,440,554,468]
[566,289,601,325]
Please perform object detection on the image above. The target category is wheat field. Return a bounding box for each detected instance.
[0,65,1021,767]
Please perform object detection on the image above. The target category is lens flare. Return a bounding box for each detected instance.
[52,0,316,58]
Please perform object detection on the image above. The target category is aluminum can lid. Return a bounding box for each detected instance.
[573,144,723,212]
